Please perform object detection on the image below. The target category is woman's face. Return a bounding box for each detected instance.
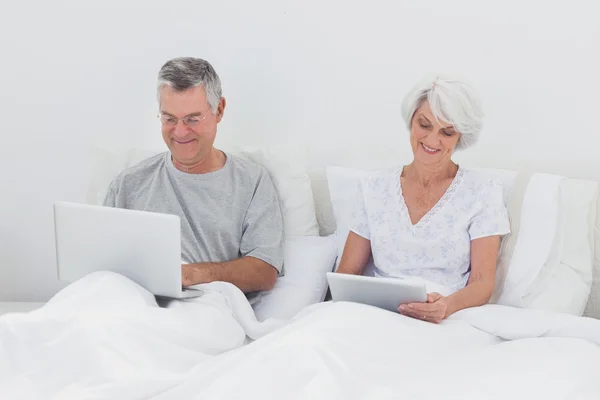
[409,100,461,166]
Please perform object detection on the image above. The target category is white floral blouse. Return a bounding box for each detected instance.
[350,166,511,294]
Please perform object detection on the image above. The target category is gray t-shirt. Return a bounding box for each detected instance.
[103,151,284,273]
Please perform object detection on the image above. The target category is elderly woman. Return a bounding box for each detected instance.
[337,75,510,323]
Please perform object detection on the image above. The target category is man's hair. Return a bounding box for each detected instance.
[157,57,222,113]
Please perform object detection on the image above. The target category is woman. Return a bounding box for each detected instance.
[337,75,510,323]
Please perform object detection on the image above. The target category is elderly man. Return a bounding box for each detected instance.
[103,57,284,295]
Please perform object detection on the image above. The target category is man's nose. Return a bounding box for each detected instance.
[172,121,188,138]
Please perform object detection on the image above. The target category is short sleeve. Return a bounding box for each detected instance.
[102,176,127,208]
[102,181,117,207]
[468,179,511,240]
[349,180,370,240]
[240,169,285,273]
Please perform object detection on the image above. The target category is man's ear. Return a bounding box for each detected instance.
[216,97,226,123]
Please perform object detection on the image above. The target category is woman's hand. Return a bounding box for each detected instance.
[398,293,449,323]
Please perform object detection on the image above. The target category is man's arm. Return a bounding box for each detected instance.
[182,256,278,293]
[182,166,284,293]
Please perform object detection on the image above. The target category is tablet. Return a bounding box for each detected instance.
[326,272,427,312]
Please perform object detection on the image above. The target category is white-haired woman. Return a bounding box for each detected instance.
[336,75,510,323]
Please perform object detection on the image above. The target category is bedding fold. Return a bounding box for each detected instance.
[1,272,599,399]
[0,271,283,399]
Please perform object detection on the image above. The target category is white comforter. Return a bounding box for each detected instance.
[1,272,600,399]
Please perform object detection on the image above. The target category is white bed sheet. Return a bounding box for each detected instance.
[1,272,599,399]
[0,271,284,399]
[155,302,600,400]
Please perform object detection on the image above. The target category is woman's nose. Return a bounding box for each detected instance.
[425,130,441,145]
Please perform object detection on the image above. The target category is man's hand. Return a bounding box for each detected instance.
[397,292,449,323]
[181,264,211,287]
[181,257,277,292]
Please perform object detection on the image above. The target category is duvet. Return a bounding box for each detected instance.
[1,271,599,399]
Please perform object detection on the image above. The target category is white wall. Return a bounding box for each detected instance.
[1,0,599,301]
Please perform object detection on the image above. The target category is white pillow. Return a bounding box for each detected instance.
[496,173,564,306]
[494,174,596,315]
[252,235,337,321]
[229,145,319,237]
[489,172,531,304]
[326,166,372,269]
[524,178,596,315]
[584,195,600,319]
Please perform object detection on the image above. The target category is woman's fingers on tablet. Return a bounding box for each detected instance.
[427,292,442,302]
[407,302,436,312]
[398,300,445,323]
[398,305,431,321]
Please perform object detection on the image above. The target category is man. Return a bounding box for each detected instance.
[103,57,284,294]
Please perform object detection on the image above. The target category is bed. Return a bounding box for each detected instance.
[1,145,600,399]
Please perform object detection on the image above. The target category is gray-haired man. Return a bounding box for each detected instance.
[103,57,284,294]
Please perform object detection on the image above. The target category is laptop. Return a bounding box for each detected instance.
[53,201,202,299]
[326,272,427,312]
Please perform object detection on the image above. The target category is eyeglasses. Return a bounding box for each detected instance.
[158,111,210,127]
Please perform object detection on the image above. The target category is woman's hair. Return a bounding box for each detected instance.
[400,75,484,150]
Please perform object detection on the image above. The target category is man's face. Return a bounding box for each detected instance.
[159,85,225,166]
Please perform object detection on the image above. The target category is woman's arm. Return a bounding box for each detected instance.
[400,235,500,322]
[444,235,499,316]
[336,231,372,276]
